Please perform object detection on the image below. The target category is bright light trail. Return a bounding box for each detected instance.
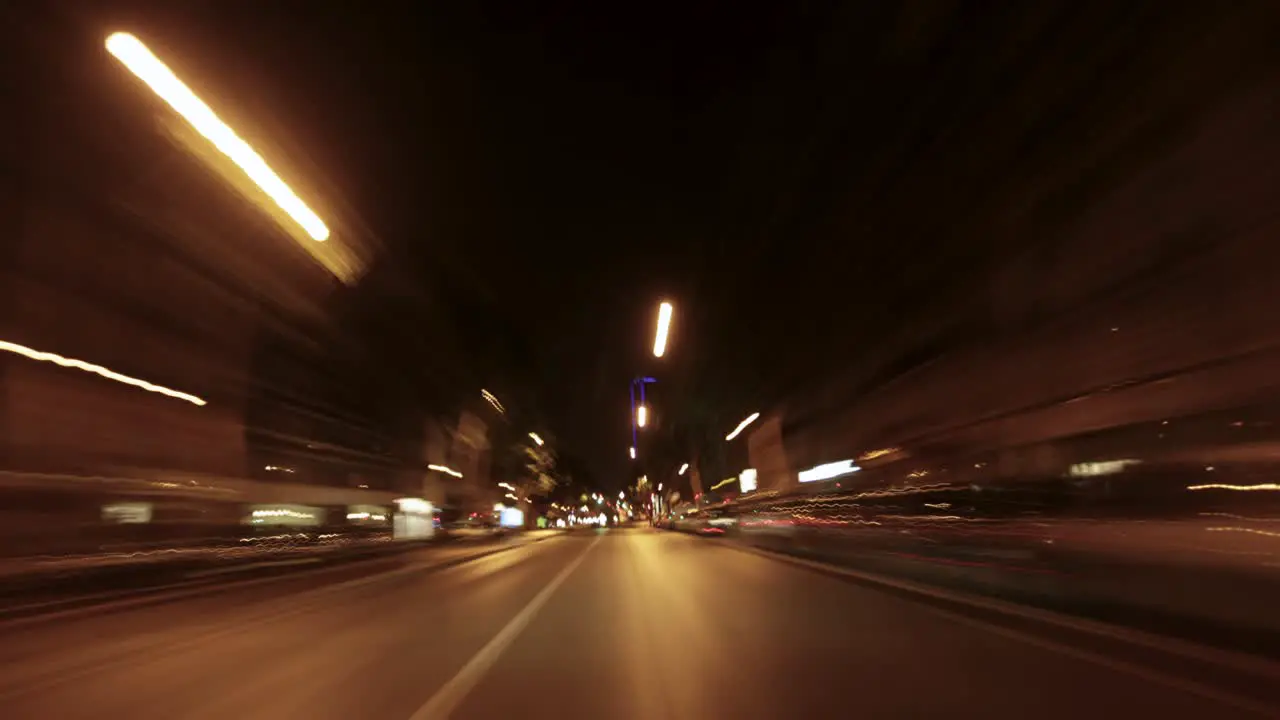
[529,432,544,446]
[629,446,636,459]
[0,339,204,406]
[636,404,647,428]
[652,302,673,357]
[105,33,330,242]
[678,463,688,475]
[481,389,506,414]
[428,464,462,478]
[798,459,860,483]
[724,412,761,441]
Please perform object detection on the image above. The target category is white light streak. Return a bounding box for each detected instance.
[428,464,463,478]
[0,338,205,406]
[481,389,506,414]
[724,412,760,441]
[798,460,860,483]
[105,33,329,242]
[529,432,545,446]
[653,302,673,357]
[1188,483,1280,492]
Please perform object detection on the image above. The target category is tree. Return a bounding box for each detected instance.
[520,441,559,498]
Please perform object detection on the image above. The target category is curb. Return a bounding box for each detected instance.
[0,531,565,630]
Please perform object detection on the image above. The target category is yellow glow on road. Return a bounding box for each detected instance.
[0,339,206,406]
[105,32,330,242]
[653,302,673,357]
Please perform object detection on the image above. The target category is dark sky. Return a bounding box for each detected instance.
[145,0,858,489]
[14,1,1280,491]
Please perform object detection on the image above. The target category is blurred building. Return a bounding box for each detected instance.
[782,61,1280,479]
[1,6,371,484]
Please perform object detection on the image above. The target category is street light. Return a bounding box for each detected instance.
[105,33,330,242]
[678,463,689,475]
[630,376,656,452]
[725,412,761,441]
[653,302,673,357]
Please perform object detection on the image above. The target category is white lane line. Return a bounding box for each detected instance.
[408,536,601,720]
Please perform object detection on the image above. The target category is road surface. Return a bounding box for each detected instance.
[0,527,1271,719]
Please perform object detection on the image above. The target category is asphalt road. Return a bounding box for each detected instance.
[0,527,1272,719]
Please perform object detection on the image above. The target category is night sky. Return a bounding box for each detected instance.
[11,1,1280,492]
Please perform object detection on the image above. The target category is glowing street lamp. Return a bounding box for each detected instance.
[105,33,329,242]
[725,412,761,441]
[653,302,673,357]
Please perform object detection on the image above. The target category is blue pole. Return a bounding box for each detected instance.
[629,379,637,450]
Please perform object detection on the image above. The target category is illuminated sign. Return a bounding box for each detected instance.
[499,507,525,528]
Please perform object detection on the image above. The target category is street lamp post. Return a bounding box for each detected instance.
[653,301,673,358]
[629,376,656,457]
